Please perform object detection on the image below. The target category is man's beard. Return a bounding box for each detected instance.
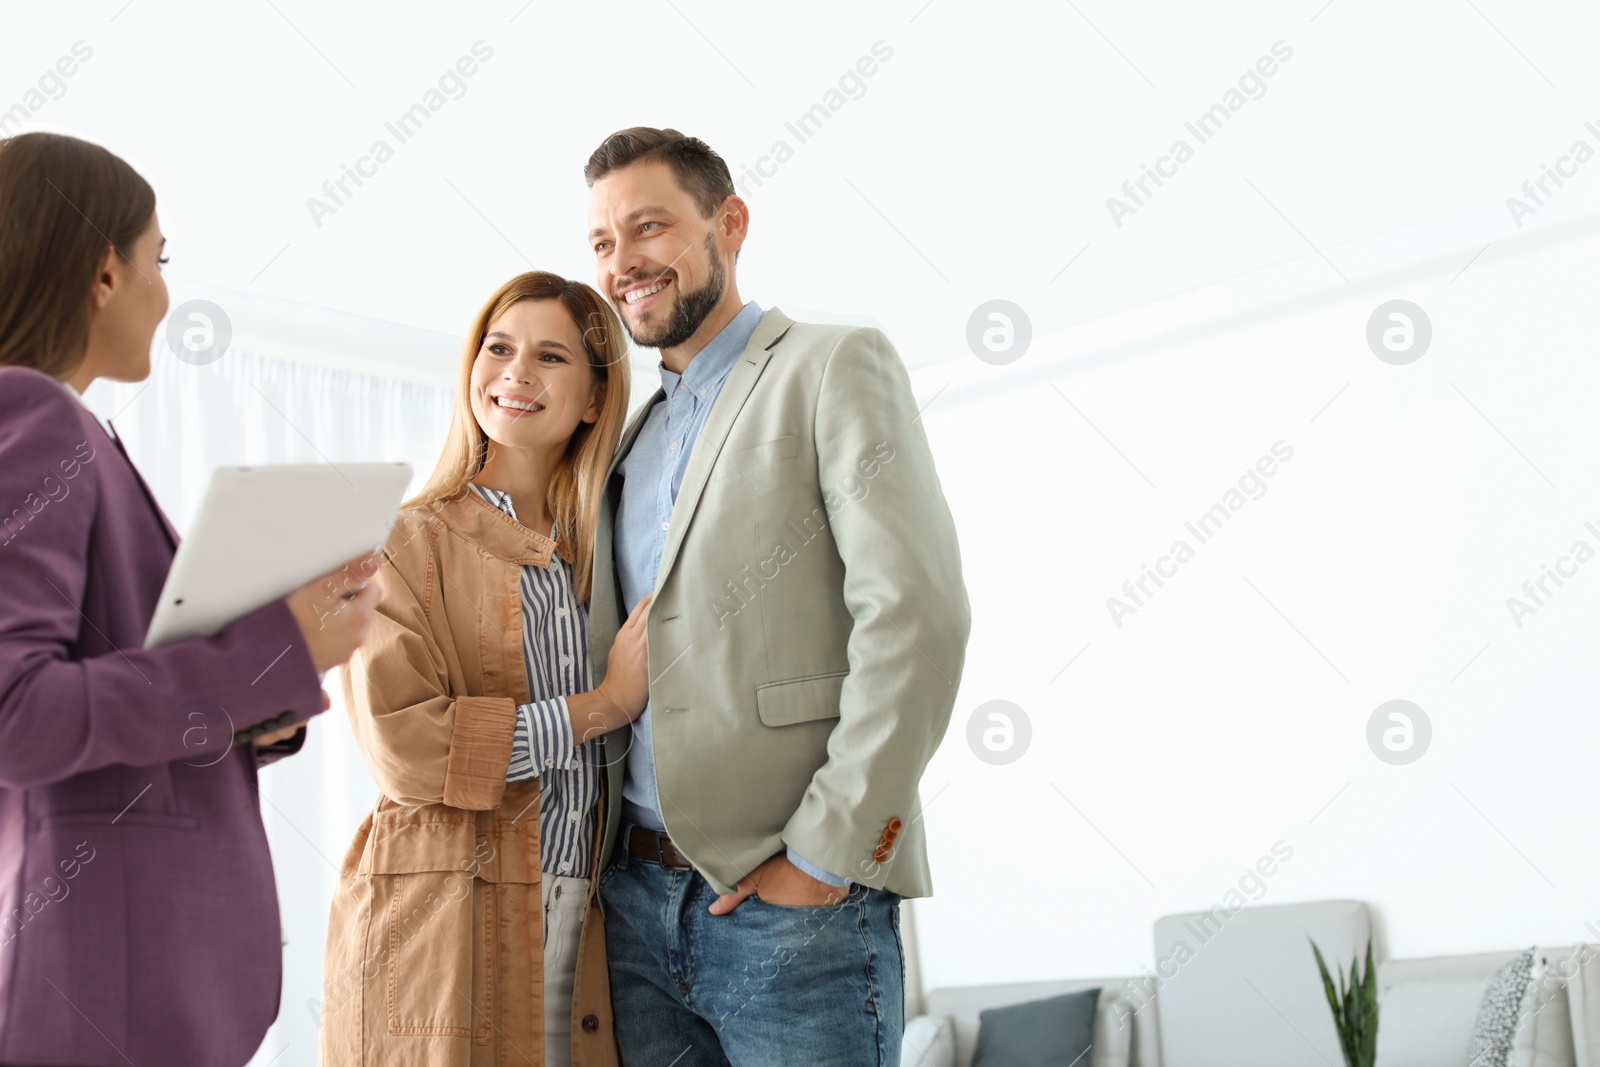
[620,233,726,350]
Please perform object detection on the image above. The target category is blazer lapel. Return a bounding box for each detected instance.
[651,308,794,593]
[593,383,666,873]
[612,386,664,482]
[589,382,665,662]
[106,420,179,554]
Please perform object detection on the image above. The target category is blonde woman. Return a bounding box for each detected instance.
[321,271,650,1066]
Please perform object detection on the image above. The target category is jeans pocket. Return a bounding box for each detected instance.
[750,895,833,911]
[598,861,621,896]
[752,882,866,910]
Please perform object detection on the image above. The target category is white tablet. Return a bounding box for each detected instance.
[143,462,413,649]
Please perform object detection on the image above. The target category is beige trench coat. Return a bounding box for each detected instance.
[320,488,617,1067]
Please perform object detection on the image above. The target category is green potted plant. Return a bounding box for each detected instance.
[1310,936,1377,1067]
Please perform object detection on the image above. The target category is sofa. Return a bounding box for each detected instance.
[902,899,1600,1067]
[905,978,1159,1067]
[1377,946,1600,1067]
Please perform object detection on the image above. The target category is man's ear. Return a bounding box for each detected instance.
[719,196,750,253]
[91,245,119,311]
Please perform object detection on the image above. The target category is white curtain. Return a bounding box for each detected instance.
[84,331,453,1066]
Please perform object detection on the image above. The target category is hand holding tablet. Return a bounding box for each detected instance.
[140,462,412,745]
[142,462,411,651]
[282,548,385,673]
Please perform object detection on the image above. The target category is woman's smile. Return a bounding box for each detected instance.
[491,391,546,418]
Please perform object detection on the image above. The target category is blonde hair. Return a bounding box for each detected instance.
[407,271,630,604]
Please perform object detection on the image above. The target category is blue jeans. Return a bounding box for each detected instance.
[599,835,906,1066]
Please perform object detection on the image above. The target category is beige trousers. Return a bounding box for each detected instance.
[541,873,590,1067]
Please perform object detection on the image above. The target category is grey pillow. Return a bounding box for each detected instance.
[972,987,1098,1067]
[1466,948,1535,1067]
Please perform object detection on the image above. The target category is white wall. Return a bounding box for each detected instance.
[11,0,1600,373]
[910,209,1600,989]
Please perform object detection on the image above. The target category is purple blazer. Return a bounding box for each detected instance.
[0,366,324,1066]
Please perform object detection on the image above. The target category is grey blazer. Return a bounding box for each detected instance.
[588,308,971,898]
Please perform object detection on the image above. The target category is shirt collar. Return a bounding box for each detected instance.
[657,300,764,397]
[59,377,116,438]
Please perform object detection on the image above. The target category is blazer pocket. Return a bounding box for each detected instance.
[756,669,849,727]
[712,433,800,487]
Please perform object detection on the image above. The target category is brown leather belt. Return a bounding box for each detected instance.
[626,825,695,869]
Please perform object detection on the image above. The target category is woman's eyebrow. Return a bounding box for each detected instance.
[484,332,572,354]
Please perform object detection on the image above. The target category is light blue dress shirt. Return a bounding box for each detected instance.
[612,300,847,887]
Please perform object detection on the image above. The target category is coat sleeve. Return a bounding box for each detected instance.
[780,328,972,885]
[340,509,519,809]
[0,368,324,789]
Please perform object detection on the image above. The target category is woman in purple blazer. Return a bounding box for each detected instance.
[0,132,382,1066]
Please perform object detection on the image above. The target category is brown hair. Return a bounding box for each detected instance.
[584,126,737,224]
[406,272,630,604]
[0,132,156,378]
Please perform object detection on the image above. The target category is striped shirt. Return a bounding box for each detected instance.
[468,482,602,880]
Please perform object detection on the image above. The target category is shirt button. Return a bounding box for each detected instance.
[544,757,554,768]
[559,860,572,873]
[560,654,572,666]
[557,606,568,617]
[668,441,678,451]
[568,810,581,821]
[660,521,669,532]
[698,388,707,397]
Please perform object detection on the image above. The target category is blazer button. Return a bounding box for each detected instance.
[887,817,903,833]
[581,1014,600,1033]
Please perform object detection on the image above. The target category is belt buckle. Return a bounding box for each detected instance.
[650,829,674,864]
[630,825,663,857]
[647,828,678,867]
[628,825,690,869]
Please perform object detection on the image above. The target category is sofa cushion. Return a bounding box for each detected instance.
[925,979,1152,1067]
[903,1014,956,1067]
[1564,942,1600,1067]
[971,988,1098,1067]
[1469,949,1536,1067]
[1375,946,1582,1067]
[1152,899,1370,1065]
[1376,950,1519,1066]
[1512,948,1577,1067]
